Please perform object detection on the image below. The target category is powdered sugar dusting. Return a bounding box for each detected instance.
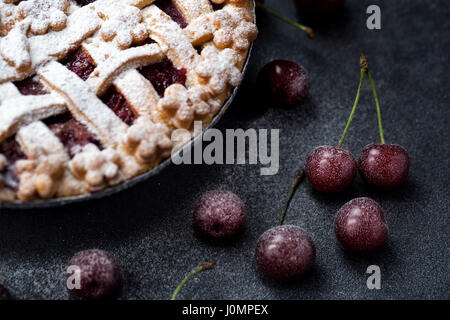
[194,189,246,238]
[69,143,123,191]
[39,61,128,147]
[17,0,69,35]
[196,44,242,94]
[15,120,69,200]
[96,0,148,49]
[122,116,172,164]
[0,0,257,200]
[0,93,66,141]
[86,43,164,96]
[0,24,31,71]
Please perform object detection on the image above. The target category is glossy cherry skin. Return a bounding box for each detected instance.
[306,146,357,193]
[294,0,345,13]
[255,225,316,280]
[257,60,310,105]
[335,197,388,253]
[358,144,410,190]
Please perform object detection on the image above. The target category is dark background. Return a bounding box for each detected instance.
[0,0,448,299]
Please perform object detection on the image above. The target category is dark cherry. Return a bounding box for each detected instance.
[294,0,345,13]
[67,249,121,300]
[156,0,187,28]
[0,284,12,300]
[45,114,100,157]
[139,58,187,97]
[63,47,96,81]
[358,144,410,190]
[257,60,310,105]
[306,146,357,193]
[194,190,246,238]
[335,197,388,253]
[14,77,48,95]
[101,86,137,125]
[255,225,315,280]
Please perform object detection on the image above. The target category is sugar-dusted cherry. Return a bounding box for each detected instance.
[67,249,121,300]
[306,57,366,193]
[306,146,357,193]
[254,168,315,281]
[194,190,246,238]
[358,144,410,190]
[257,60,310,105]
[335,197,388,253]
[357,55,410,190]
[256,225,315,280]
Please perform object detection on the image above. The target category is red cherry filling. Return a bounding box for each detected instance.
[132,37,156,47]
[156,0,187,28]
[0,137,26,189]
[101,86,137,126]
[63,47,96,81]
[211,3,224,11]
[73,0,97,6]
[139,58,186,96]
[14,77,48,95]
[0,138,25,164]
[45,114,100,157]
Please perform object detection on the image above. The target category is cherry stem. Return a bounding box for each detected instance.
[171,262,216,300]
[278,166,306,226]
[337,70,365,148]
[367,70,385,144]
[256,2,315,39]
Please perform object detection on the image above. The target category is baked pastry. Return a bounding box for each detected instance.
[0,0,257,201]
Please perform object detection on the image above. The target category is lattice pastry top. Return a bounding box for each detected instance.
[0,0,257,201]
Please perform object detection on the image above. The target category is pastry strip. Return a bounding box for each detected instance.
[39,61,128,148]
[0,94,66,142]
[0,5,101,83]
[173,0,213,23]
[86,44,164,96]
[82,40,161,118]
[142,5,200,87]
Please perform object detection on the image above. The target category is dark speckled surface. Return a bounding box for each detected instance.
[0,0,449,300]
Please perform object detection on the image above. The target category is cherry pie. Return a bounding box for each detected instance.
[0,0,257,201]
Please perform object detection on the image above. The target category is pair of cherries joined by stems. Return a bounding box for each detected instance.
[306,55,410,194]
